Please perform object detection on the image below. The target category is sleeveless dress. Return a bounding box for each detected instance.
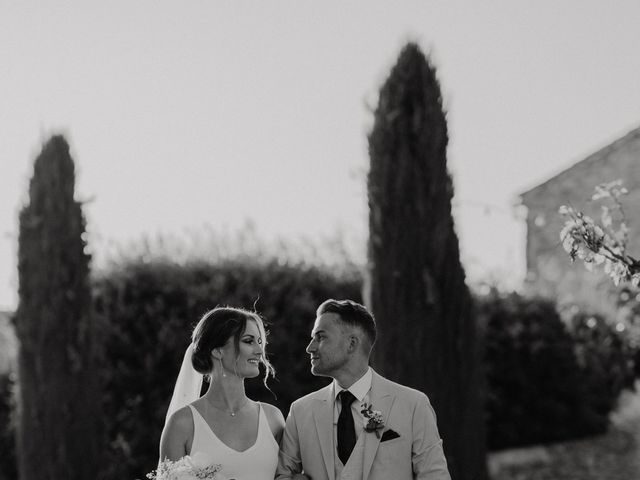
[188,403,278,480]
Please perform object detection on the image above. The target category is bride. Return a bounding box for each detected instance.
[160,307,285,479]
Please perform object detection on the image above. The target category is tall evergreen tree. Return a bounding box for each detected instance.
[15,135,102,480]
[366,43,487,480]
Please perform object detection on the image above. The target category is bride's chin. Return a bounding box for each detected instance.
[243,367,261,378]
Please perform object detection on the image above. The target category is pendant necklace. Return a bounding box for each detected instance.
[210,398,249,417]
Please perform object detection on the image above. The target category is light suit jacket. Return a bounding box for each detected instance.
[276,369,451,480]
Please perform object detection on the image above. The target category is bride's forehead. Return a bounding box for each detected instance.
[243,318,262,335]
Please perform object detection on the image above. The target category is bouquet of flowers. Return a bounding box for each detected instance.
[146,455,226,480]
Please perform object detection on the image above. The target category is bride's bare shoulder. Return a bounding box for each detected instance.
[160,406,195,460]
[260,402,285,440]
[261,402,284,420]
[165,405,195,435]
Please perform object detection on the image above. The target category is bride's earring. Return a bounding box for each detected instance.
[212,349,227,378]
[218,356,226,378]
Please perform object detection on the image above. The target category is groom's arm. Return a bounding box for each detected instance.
[411,394,451,480]
[276,402,304,480]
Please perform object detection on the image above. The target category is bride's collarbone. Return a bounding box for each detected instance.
[194,400,260,449]
[201,397,257,419]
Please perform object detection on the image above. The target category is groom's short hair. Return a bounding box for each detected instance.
[316,299,377,347]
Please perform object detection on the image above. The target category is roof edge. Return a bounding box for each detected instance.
[519,123,640,201]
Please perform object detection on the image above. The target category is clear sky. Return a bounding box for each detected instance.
[2,1,640,310]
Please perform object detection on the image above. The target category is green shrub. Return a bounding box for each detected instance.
[564,311,636,416]
[614,286,640,377]
[94,257,362,480]
[0,373,16,480]
[480,292,609,450]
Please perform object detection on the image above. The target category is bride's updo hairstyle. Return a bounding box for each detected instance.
[190,307,275,386]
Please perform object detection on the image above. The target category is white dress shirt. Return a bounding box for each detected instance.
[332,367,373,441]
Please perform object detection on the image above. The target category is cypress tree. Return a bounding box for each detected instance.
[366,43,487,480]
[15,135,102,480]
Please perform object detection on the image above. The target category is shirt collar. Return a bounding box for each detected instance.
[333,367,372,403]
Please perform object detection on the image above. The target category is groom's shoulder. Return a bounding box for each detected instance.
[290,383,332,408]
[375,372,431,403]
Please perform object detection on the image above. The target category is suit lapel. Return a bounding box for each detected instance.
[312,385,336,480]
[362,371,396,480]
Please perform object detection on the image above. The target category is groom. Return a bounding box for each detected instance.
[277,299,451,480]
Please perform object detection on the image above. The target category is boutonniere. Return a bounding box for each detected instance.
[361,402,385,438]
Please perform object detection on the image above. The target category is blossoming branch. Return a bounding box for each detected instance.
[559,180,640,286]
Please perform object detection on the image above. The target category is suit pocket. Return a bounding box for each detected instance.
[380,429,400,442]
[378,435,404,447]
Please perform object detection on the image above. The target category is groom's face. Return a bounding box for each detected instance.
[306,313,350,378]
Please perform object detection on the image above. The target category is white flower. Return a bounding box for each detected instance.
[147,456,222,480]
[592,179,627,201]
[609,262,631,286]
[558,205,571,215]
[561,233,576,254]
[592,187,611,201]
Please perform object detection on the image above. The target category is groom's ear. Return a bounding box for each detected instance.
[347,334,359,353]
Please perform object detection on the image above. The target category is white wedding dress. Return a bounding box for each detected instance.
[187,403,278,480]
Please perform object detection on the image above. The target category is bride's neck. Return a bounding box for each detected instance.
[205,375,247,408]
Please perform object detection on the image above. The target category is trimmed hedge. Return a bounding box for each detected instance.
[94,258,362,480]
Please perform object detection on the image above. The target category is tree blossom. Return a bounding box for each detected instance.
[559,180,640,286]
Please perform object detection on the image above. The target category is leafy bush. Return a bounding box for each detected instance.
[480,292,612,450]
[94,257,362,480]
[0,373,16,480]
[564,311,636,417]
[614,286,640,377]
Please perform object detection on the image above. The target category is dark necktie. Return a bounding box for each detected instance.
[337,390,357,464]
